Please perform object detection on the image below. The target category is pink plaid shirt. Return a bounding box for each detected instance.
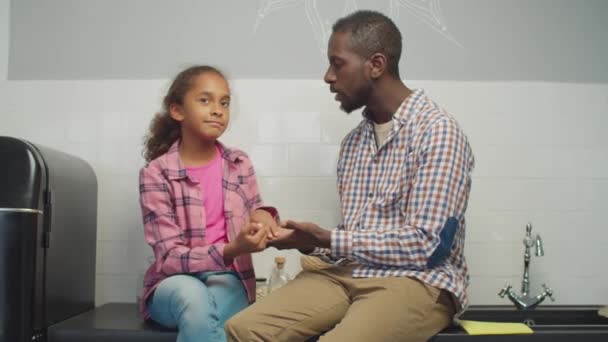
[138,141,275,317]
[330,89,475,314]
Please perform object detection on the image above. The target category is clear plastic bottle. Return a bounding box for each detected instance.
[266,256,291,294]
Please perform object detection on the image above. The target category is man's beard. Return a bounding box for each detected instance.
[340,82,371,114]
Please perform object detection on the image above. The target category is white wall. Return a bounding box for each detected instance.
[1,79,607,306]
[9,0,608,83]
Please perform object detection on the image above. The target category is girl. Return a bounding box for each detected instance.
[139,65,279,342]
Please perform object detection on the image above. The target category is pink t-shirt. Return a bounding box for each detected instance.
[186,147,227,245]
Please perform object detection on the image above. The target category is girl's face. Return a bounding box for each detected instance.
[170,72,231,142]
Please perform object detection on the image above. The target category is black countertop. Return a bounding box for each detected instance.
[47,303,608,342]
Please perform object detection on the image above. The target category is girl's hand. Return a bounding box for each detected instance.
[250,209,280,239]
[224,222,269,264]
[238,222,270,253]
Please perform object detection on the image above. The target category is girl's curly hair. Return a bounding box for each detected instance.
[142,65,225,162]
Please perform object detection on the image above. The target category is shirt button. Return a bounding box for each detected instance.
[367,192,373,198]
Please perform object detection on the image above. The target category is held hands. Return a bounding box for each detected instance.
[224,215,332,265]
[249,209,280,239]
[223,209,279,264]
[235,221,270,254]
[268,220,331,251]
[224,221,270,264]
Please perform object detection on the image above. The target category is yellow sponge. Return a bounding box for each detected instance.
[457,320,534,335]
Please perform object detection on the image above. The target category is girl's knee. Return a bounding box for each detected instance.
[159,275,208,308]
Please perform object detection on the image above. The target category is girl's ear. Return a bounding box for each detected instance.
[168,103,185,122]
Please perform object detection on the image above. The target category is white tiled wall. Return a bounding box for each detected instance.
[1,79,607,307]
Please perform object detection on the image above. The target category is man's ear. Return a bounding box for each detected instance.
[168,103,185,122]
[369,53,387,79]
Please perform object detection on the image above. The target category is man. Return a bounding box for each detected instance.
[226,10,474,342]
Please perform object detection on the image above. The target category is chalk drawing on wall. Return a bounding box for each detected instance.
[254,0,462,59]
[254,0,359,60]
[389,0,463,48]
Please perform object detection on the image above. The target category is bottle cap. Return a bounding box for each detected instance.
[275,256,286,267]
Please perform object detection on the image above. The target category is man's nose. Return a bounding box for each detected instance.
[324,67,336,84]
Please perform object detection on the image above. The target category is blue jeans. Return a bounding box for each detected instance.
[147,271,248,342]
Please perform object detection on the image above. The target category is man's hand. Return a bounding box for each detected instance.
[249,209,279,239]
[267,220,331,251]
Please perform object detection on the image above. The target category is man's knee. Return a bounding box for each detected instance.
[224,310,252,341]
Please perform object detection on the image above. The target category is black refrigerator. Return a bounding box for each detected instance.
[0,136,98,342]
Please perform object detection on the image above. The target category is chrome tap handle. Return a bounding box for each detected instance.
[542,284,555,302]
[499,283,512,298]
[535,235,544,257]
[523,223,534,247]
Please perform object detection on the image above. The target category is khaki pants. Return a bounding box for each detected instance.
[225,265,455,342]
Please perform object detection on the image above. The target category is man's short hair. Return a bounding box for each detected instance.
[332,10,402,78]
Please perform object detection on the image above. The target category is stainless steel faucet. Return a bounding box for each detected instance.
[499,223,555,310]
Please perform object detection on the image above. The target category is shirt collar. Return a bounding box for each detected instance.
[163,140,244,180]
[362,88,426,126]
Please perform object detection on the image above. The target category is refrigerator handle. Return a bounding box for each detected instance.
[43,189,53,248]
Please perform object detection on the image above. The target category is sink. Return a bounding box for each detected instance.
[429,306,608,341]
